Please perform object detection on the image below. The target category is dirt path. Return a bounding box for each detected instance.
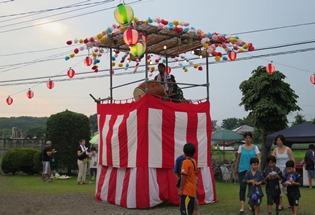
[0,192,179,215]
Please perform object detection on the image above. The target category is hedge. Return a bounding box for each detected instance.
[1,148,41,175]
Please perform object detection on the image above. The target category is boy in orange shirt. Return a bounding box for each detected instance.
[179,143,198,215]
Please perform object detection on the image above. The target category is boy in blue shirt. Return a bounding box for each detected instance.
[282,160,301,215]
[244,157,264,215]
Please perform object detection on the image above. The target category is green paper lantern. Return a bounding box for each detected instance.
[114,3,134,25]
[130,42,145,58]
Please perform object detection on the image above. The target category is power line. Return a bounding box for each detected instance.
[1,38,315,70]
[0,0,104,19]
[0,0,114,28]
[1,46,315,87]
[0,0,144,34]
[232,21,315,35]
[0,45,70,57]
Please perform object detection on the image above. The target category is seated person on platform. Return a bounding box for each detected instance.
[154,63,184,100]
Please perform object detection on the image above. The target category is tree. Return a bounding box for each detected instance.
[313,118,315,124]
[221,118,242,130]
[46,110,90,174]
[291,113,306,127]
[239,66,300,167]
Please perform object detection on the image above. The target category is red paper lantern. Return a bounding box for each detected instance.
[123,27,139,46]
[228,51,237,61]
[6,96,13,105]
[84,57,93,66]
[27,89,34,99]
[74,48,79,54]
[310,74,315,85]
[66,40,72,45]
[47,79,54,89]
[165,66,171,74]
[266,63,275,75]
[67,68,76,78]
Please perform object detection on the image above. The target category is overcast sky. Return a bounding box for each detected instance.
[0,0,314,125]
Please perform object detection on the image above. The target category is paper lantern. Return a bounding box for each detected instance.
[67,68,76,78]
[228,51,237,61]
[123,27,139,46]
[27,89,34,99]
[266,63,275,75]
[130,42,145,58]
[84,57,93,66]
[165,66,171,74]
[310,74,315,85]
[114,3,134,25]
[47,79,54,89]
[6,96,13,105]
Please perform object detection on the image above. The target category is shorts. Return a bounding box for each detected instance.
[287,195,299,207]
[42,161,51,175]
[307,170,315,178]
[266,193,280,205]
[180,195,195,215]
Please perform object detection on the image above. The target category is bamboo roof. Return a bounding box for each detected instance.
[98,21,204,58]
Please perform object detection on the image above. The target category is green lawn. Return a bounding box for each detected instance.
[0,175,94,194]
[1,175,314,215]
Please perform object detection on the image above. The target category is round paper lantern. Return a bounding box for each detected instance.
[228,51,237,61]
[27,89,34,99]
[84,57,93,66]
[67,68,76,78]
[266,63,275,75]
[123,27,139,46]
[6,96,13,105]
[114,3,134,25]
[165,66,171,74]
[130,42,145,58]
[310,74,315,85]
[47,79,54,89]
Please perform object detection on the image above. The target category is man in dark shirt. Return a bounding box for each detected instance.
[41,145,53,182]
[304,144,315,188]
[154,63,183,101]
[77,139,89,185]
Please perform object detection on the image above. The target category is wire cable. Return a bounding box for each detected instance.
[0,0,144,34]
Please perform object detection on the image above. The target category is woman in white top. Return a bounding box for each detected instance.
[272,134,295,210]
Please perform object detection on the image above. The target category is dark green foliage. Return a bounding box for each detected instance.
[1,148,40,175]
[240,66,300,132]
[239,66,300,166]
[46,110,90,174]
[291,113,306,127]
[0,116,47,138]
[221,118,242,130]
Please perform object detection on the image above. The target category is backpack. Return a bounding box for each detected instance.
[175,156,196,188]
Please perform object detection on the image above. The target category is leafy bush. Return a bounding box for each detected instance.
[1,148,41,175]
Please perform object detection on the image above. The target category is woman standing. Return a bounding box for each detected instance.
[234,132,261,214]
[272,134,295,210]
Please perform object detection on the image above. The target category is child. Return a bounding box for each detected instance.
[89,147,98,181]
[264,155,282,215]
[244,157,264,215]
[282,160,301,215]
[179,143,198,215]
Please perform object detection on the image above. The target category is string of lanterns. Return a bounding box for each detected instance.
[3,3,315,106]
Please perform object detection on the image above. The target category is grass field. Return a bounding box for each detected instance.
[1,175,315,215]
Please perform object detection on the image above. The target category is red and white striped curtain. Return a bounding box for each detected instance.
[96,94,216,208]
